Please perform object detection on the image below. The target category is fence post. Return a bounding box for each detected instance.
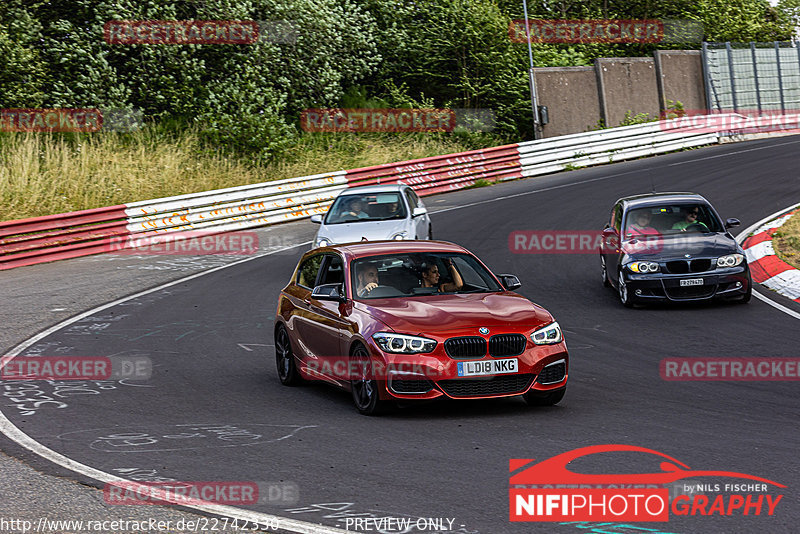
[775,42,786,113]
[701,42,716,112]
[751,42,762,113]
[726,42,738,111]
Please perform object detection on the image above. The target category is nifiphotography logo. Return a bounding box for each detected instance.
[509,444,785,522]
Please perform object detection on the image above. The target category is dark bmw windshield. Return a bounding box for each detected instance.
[324,192,407,224]
[625,204,724,236]
[351,252,503,299]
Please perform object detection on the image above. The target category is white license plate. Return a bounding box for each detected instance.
[457,358,518,377]
[680,278,704,287]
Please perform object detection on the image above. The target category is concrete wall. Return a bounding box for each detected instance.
[533,66,600,138]
[533,50,708,137]
[654,50,707,112]
[596,57,660,127]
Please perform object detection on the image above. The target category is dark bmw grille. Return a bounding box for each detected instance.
[690,259,712,272]
[444,336,486,359]
[537,361,566,384]
[389,379,432,394]
[438,374,533,397]
[665,259,712,274]
[665,286,715,299]
[489,334,527,357]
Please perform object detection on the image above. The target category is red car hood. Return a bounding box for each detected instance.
[359,292,552,335]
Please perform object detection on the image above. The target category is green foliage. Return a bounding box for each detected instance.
[0,0,380,161]
[618,110,655,126]
[0,0,796,157]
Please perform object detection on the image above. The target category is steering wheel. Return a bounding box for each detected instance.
[685,223,706,233]
[361,285,400,298]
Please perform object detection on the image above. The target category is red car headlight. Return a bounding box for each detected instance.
[373,333,437,354]
[530,322,563,345]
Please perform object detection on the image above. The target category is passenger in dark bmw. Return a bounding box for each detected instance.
[274,241,568,415]
[600,192,752,307]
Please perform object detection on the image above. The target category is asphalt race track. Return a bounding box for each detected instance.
[3,136,800,534]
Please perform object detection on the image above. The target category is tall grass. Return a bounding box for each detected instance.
[0,126,494,221]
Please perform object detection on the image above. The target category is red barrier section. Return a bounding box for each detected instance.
[0,205,128,237]
[0,205,131,270]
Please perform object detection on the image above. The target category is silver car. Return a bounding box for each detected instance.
[310,184,432,248]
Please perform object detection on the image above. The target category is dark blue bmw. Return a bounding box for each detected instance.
[600,192,752,307]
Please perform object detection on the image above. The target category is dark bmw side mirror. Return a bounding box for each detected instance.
[725,218,741,229]
[498,274,522,291]
[311,283,346,302]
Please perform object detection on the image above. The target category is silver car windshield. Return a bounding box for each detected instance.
[351,253,503,299]
[324,193,407,224]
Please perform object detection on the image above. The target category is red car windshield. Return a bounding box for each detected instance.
[351,252,503,299]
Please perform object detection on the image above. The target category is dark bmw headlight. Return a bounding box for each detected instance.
[716,254,744,268]
[373,333,437,354]
[531,322,562,345]
[627,261,660,273]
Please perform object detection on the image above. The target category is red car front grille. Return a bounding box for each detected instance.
[438,374,534,397]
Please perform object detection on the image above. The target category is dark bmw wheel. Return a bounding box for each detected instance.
[275,324,302,385]
[350,344,388,415]
[601,256,611,287]
[523,387,566,406]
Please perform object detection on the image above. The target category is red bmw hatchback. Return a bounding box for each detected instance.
[274,241,568,415]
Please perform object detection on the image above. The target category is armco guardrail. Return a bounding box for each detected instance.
[0,116,727,270]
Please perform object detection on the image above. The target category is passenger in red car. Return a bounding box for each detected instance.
[421,258,464,292]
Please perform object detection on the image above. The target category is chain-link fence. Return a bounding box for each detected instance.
[702,42,800,112]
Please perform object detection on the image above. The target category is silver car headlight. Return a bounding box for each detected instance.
[373,333,436,354]
[531,322,562,345]
[390,232,407,240]
[716,254,744,268]
[627,261,660,273]
[315,238,330,248]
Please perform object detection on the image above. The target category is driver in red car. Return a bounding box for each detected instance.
[356,263,380,297]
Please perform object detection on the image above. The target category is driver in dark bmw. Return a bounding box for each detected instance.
[600,192,752,307]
